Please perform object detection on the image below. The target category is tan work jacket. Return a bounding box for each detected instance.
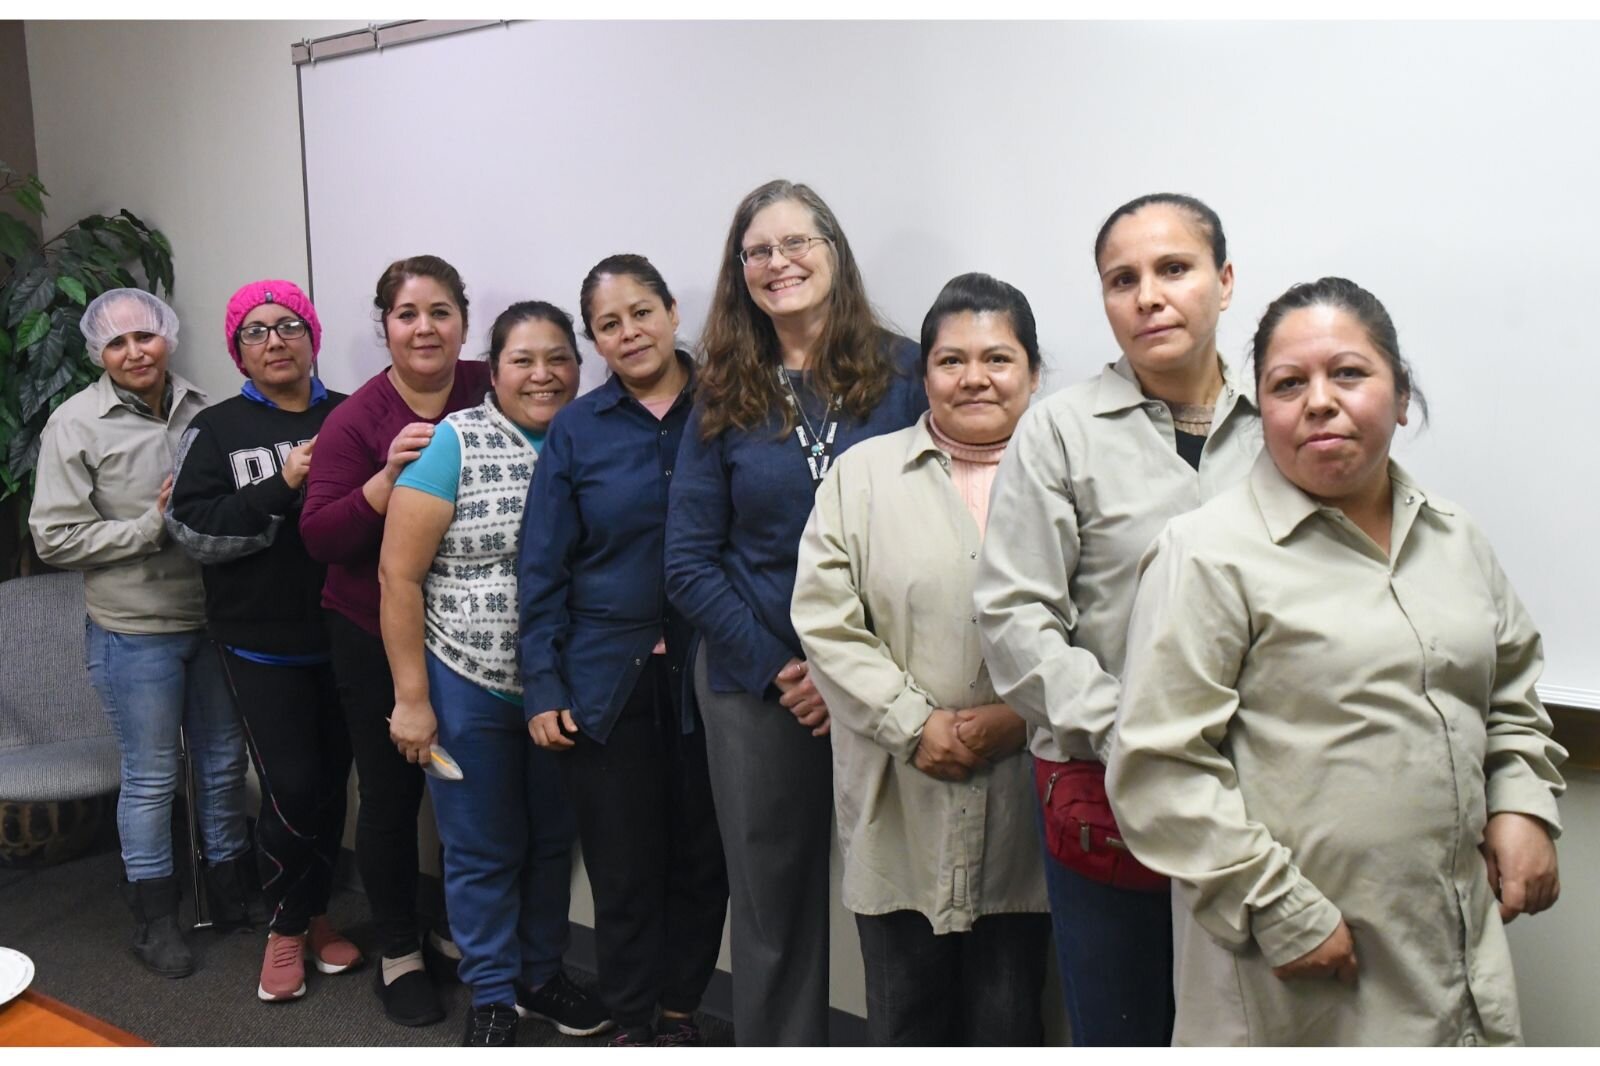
[974,356,1261,762]
[1107,454,1566,1046]
[793,416,1046,933]
[30,372,208,633]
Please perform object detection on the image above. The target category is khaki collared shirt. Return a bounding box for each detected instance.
[974,357,1261,762]
[792,416,1046,933]
[1106,454,1566,1046]
[30,372,209,633]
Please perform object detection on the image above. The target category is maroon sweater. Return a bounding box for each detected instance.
[301,361,491,635]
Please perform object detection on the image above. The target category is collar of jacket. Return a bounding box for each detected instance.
[92,369,205,421]
[1093,354,1257,424]
[1249,450,1451,544]
[899,411,949,471]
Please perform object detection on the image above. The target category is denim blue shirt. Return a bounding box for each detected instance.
[665,334,928,696]
[519,357,697,742]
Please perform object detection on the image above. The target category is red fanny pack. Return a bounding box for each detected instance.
[1033,756,1168,894]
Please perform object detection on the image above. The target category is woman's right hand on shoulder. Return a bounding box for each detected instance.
[913,709,984,782]
[1271,917,1358,985]
[388,697,438,765]
[282,436,316,490]
[384,421,435,478]
[529,709,579,750]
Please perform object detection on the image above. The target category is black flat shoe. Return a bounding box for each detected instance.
[375,964,445,1027]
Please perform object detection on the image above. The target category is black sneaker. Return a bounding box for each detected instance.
[653,1018,703,1046]
[374,964,445,1027]
[514,971,613,1036]
[462,1003,520,1047]
[609,1024,656,1047]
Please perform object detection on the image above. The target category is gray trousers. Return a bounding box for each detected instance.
[695,645,834,1045]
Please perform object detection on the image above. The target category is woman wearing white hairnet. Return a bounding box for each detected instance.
[29,288,254,979]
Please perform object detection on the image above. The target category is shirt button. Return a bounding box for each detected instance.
[661,429,668,436]
[968,552,976,560]
[664,469,672,477]
[970,616,978,624]
[634,658,643,666]
[969,681,977,689]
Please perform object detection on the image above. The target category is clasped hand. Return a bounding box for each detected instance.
[776,659,830,737]
[913,704,1026,782]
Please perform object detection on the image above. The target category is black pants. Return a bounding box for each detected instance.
[326,610,440,957]
[856,909,1052,1046]
[217,648,351,935]
[561,658,728,1028]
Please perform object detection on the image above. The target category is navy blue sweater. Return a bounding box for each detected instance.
[665,334,928,696]
[519,357,696,742]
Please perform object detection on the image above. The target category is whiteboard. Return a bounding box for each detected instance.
[299,20,1600,705]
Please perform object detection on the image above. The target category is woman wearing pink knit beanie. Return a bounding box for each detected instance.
[166,278,363,1004]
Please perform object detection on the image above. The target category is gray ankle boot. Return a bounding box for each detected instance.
[121,876,194,978]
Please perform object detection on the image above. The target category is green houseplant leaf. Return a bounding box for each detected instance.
[56,276,87,306]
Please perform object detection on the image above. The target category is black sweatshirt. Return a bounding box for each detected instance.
[166,388,347,656]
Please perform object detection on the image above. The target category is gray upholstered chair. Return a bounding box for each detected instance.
[0,571,121,866]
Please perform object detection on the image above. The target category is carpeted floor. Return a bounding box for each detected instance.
[0,845,734,1047]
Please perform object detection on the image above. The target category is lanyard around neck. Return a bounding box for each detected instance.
[777,366,841,486]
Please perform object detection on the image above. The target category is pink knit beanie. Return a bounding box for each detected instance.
[224,279,323,372]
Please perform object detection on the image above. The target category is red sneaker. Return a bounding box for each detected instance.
[306,915,363,974]
[258,932,307,1002]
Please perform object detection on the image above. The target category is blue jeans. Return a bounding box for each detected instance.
[1034,796,1174,1046]
[85,619,249,881]
[424,652,574,1008]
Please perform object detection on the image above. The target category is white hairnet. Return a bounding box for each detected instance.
[80,288,180,367]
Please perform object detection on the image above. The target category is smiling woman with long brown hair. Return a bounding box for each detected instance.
[664,179,927,1045]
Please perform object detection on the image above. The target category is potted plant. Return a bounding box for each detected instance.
[0,160,174,577]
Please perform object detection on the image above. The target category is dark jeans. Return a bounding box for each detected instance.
[425,652,573,1008]
[856,910,1050,1046]
[326,609,434,958]
[695,645,833,1046]
[1035,797,1174,1046]
[217,649,351,935]
[561,658,728,1028]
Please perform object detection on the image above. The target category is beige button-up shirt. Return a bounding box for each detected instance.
[1106,454,1567,1046]
[792,416,1046,933]
[975,357,1261,762]
[30,371,208,633]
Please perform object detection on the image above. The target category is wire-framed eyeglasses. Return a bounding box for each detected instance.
[738,235,830,267]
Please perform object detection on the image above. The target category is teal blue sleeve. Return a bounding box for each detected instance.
[394,422,461,504]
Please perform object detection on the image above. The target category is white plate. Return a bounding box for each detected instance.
[0,946,34,1007]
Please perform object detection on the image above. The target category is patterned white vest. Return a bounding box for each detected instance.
[422,399,536,694]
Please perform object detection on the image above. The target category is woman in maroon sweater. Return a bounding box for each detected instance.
[301,254,488,1027]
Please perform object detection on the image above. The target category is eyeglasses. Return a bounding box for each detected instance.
[236,319,309,347]
[738,235,830,267]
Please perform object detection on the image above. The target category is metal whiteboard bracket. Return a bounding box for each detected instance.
[290,20,512,66]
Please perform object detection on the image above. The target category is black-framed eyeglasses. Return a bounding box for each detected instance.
[738,235,830,267]
[236,319,309,346]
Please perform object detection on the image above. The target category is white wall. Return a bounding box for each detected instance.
[24,19,1597,1044]
[25,20,361,401]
